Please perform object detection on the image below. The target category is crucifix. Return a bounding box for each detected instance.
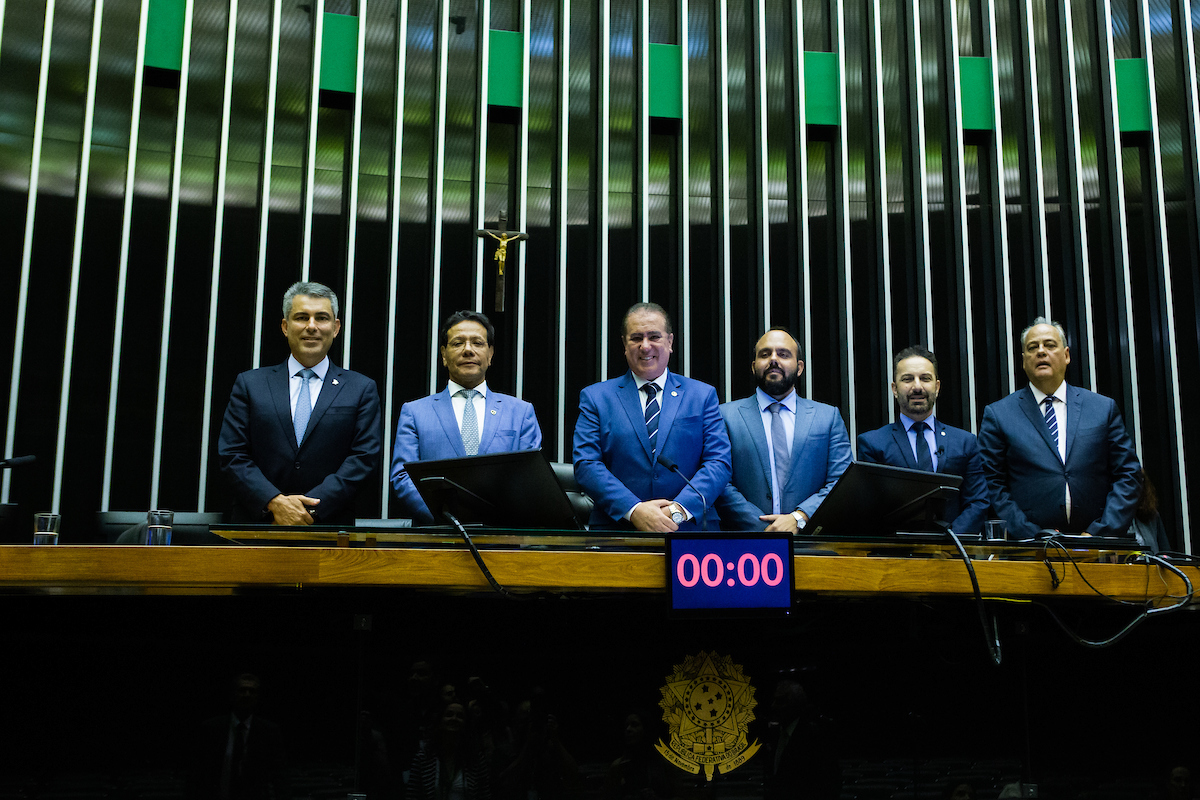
[475,211,528,312]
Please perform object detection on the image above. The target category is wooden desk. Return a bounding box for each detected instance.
[0,539,1191,603]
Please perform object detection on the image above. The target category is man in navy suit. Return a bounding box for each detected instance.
[855,345,989,533]
[714,327,851,532]
[218,282,383,525]
[978,318,1141,539]
[572,303,731,531]
[390,310,542,524]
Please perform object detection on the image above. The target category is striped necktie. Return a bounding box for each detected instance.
[643,383,660,453]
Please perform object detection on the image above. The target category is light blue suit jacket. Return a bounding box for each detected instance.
[715,394,852,531]
[572,371,732,530]
[390,386,542,524]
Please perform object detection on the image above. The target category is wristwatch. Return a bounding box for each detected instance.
[668,503,686,524]
[791,510,806,529]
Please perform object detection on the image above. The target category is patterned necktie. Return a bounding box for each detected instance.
[643,383,660,453]
[459,389,480,455]
[294,368,315,446]
[1043,396,1058,449]
[912,420,933,471]
[769,402,791,503]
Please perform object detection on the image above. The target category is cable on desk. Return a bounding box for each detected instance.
[945,527,1002,666]
[1036,539,1193,648]
[443,511,514,598]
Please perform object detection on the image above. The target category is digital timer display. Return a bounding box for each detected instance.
[666,536,794,614]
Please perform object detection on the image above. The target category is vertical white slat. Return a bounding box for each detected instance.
[717,0,731,400]
[428,0,451,394]
[982,0,1014,396]
[1021,0,1051,313]
[198,0,240,512]
[794,0,811,399]
[1095,0,1140,452]
[1182,0,1200,288]
[300,0,327,281]
[638,0,649,299]
[556,0,570,459]
[942,0,977,431]
[150,0,197,509]
[1136,0,1189,547]
[382,0,409,515]
[867,0,892,419]
[0,0,7,61]
[515,0,531,395]
[753,0,769,334]
[1058,0,1097,391]
[834,0,855,439]
[2,0,55,505]
[52,0,105,513]
[599,0,610,377]
[907,0,933,345]
[680,0,691,376]
[253,0,283,369]
[472,0,490,313]
[343,0,368,368]
[101,0,150,511]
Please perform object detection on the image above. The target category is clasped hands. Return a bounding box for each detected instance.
[267,493,320,525]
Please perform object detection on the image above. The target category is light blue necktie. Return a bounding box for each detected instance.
[769,402,790,506]
[294,368,315,446]
[459,389,480,455]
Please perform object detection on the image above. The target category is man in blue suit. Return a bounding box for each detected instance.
[978,318,1141,540]
[219,282,382,526]
[573,303,731,531]
[856,345,989,533]
[390,311,542,524]
[714,327,851,532]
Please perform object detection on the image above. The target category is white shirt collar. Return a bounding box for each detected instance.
[448,379,488,398]
[288,355,329,380]
[632,369,669,394]
[1029,381,1068,405]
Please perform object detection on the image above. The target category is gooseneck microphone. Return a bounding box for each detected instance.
[0,455,35,469]
[656,454,708,532]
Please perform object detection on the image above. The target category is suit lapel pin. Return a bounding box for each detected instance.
[671,391,678,397]
[490,409,497,415]
[332,379,339,385]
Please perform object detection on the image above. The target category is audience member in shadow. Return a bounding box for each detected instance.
[1130,469,1171,553]
[1165,765,1195,800]
[498,688,579,800]
[761,679,839,800]
[406,701,491,800]
[394,660,447,781]
[941,781,975,800]
[186,672,289,800]
[605,709,679,800]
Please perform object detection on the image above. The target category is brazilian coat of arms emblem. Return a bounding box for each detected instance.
[655,650,760,781]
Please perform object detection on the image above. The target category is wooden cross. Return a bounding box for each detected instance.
[475,211,528,312]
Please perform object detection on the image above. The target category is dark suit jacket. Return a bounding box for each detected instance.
[856,418,990,533]
[714,395,852,531]
[186,714,289,800]
[572,371,732,530]
[389,386,542,524]
[218,360,383,525]
[977,385,1141,539]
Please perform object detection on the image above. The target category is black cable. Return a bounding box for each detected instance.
[443,511,514,598]
[945,528,1002,666]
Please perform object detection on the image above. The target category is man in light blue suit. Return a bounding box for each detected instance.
[573,303,731,531]
[390,311,542,524]
[856,345,990,533]
[715,328,851,532]
[978,317,1140,540]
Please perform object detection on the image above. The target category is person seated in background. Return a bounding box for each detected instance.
[390,311,541,525]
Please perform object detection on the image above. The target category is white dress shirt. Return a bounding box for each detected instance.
[288,355,328,419]
[447,379,488,432]
[1030,381,1071,521]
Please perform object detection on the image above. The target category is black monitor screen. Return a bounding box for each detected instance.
[805,461,963,538]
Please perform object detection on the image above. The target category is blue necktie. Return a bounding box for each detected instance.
[294,368,315,446]
[643,383,660,453]
[1043,396,1059,450]
[459,389,480,455]
[769,402,790,506]
[912,420,933,471]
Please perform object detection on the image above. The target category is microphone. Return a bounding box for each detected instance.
[0,455,34,469]
[656,454,708,532]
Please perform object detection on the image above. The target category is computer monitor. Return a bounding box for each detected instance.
[804,461,963,538]
[405,449,584,530]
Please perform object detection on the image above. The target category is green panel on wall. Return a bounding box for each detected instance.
[489,30,523,108]
[144,0,185,71]
[804,52,839,126]
[1115,58,1152,133]
[649,44,683,119]
[320,13,359,93]
[959,57,994,130]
